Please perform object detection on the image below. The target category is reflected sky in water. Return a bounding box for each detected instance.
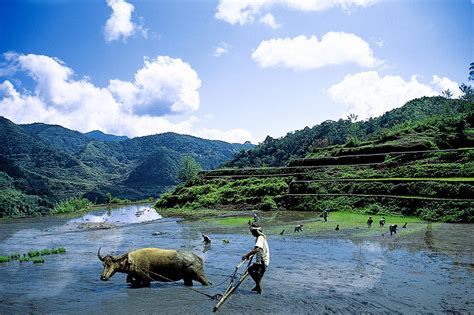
[71,204,161,225]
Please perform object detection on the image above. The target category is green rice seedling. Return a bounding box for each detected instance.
[19,257,30,263]
[27,250,40,258]
[32,257,44,264]
[0,255,11,263]
[51,248,59,254]
[58,247,66,254]
[40,249,52,256]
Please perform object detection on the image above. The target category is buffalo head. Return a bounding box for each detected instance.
[98,247,128,281]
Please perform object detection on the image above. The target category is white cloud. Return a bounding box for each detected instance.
[109,56,201,114]
[328,71,460,119]
[104,0,146,42]
[213,42,231,57]
[194,127,255,144]
[252,32,380,70]
[259,13,280,29]
[0,53,253,143]
[215,0,378,25]
[375,39,384,48]
[431,75,462,98]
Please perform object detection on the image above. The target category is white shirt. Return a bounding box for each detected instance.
[255,235,270,267]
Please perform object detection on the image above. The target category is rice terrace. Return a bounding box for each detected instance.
[0,0,473,314]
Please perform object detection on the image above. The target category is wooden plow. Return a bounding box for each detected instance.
[213,257,253,312]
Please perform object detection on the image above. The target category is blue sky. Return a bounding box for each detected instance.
[0,0,472,143]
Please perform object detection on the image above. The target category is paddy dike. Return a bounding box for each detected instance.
[0,204,473,314]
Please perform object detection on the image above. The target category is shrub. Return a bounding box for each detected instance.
[51,196,92,215]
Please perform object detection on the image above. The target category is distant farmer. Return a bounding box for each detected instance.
[335,224,340,231]
[389,224,398,235]
[294,224,303,232]
[367,216,374,228]
[379,217,385,227]
[242,223,270,294]
[322,209,329,222]
[202,234,211,245]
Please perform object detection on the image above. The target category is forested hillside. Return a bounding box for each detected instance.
[226,97,470,167]
[0,118,253,217]
[156,99,474,222]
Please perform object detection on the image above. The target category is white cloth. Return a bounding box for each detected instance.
[255,235,270,267]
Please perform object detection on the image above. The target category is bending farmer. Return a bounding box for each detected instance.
[242,222,270,294]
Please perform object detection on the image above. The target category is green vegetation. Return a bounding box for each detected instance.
[32,257,44,264]
[0,116,253,217]
[27,250,40,258]
[155,177,290,211]
[0,247,66,265]
[51,197,92,215]
[156,104,473,223]
[177,155,202,183]
[105,193,131,205]
[226,97,470,168]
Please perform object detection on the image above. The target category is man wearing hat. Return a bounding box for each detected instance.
[242,222,270,294]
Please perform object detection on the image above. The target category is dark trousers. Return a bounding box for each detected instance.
[248,263,266,287]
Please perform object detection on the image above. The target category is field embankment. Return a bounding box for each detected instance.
[155,113,474,222]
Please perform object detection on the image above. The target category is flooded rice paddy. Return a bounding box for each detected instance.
[0,204,473,314]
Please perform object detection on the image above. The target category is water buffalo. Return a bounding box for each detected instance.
[98,247,210,287]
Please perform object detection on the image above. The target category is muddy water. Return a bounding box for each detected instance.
[0,205,473,314]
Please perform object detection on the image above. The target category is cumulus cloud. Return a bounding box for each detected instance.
[104,0,147,42]
[215,0,378,25]
[252,32,380,70]
[328,71,460,119]
[0,53,253,143]
[259,13,280,29]
[194,127,255,144]
[109,56,201,115]
[431,75,462,98]
[213,42,231,57]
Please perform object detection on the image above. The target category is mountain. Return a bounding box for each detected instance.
[21,122,91,154]
[226,97,470,168]
[156,107,474,222]
[84,130,128,142]
[0,118,254,217]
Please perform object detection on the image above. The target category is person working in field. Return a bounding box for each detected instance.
[367,216,374,228]
[242,222,270,294]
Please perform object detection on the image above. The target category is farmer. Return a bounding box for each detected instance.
[389,224,398,235]
[242,222,270,294]
[379,217,385,227]
[253,213,259,222]
[367,216,374,228]
[322,208,329,222]
[202,234,211,245]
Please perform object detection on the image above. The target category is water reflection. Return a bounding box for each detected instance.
[71,204,161,225]
[424,224,434,249]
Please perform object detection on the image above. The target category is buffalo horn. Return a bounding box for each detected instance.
[97,247,105,261]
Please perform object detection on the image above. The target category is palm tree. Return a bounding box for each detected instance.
[469,62,474,81]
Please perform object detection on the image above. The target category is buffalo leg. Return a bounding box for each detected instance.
[194,272,210,286]
[183,276,193,286]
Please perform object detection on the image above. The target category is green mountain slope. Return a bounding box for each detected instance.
[156,98,473,222]
[226,97,469,168]
[0,116,254,217]
[84,130,128,142]
[21,123,92,154]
